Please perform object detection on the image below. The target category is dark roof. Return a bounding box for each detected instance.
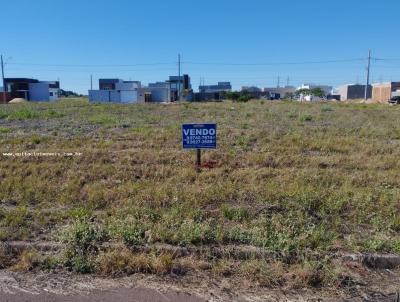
[4,78,39,83]
[99,79,121,83]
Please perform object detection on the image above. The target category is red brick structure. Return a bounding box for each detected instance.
[372,82,400,103]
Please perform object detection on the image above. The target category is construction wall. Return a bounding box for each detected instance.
[143,87,170,102]
[338,85,371,101]
[372,82,400,103]
[372,84,392,103]
[29,83,51,101]
[89,90,142,103]
[0,92,11,103]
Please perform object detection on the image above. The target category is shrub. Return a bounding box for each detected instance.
[40,255,59,272]
[122,224,145,246]
[61,217,104,273]
[107,219,146,246]
[177,220,214,246]
[236,95,252,103]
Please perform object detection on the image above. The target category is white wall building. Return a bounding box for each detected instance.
[29,82,60,102]
[89,79,145,103]
[297,83,333,101]
[90,76,192,103]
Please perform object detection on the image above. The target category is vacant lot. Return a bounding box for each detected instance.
[0,99,399,293]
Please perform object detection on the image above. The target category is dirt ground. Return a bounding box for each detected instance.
[0,269,399,302]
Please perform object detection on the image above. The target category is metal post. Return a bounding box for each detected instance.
[365,50,371,100]
[1,55,5,103]
[178,54,181,101]
[196,149,201,172]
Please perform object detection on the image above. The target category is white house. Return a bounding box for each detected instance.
[89,79,145,103]
[89,76,191,103]
[29,81,60,102]
[297,83,333,101]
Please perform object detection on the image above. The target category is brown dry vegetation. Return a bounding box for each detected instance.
[0,98,399,289]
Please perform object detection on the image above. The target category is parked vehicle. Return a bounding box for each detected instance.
[389,96,400,104]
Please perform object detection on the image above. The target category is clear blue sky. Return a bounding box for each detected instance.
[1,0,400,94]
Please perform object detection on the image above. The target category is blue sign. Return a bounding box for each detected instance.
[182,123,217,149]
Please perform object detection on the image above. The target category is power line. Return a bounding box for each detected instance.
[8,62,175,67]
[182,58,365,66]
[6,58,366,68]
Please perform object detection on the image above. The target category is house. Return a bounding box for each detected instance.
[372,82,400,103]
[264,86,296,99]
[337,84,372,101]
[297,84,333,101]
[89,79,145,103]
[241,86,266,99]
[199,82,232,93]
[29,81,60,101]
[4,78,60,101]
[89,75,192,103]
[143,82,171,103]
[241,86,262,93]
[167,75,192,101]
[194,82,232,101]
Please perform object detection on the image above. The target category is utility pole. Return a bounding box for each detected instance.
[90,74,93,90]
[277,76,280,88]
[286,77,290,87]
[1,55,5,103]
[364,50,371,100]
[178,54,181,101]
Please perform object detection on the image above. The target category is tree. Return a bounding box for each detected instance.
[310,87,325,98]
[226,91,241,101]
[295,88,325,98]
[295,88,311,97]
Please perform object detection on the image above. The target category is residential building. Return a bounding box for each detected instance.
[146,82,170,102]
[298,84,333,96]
[337,84,372,101]
[297,84,333,101]
[89,76,191,103]
[4,78,60,101]
[199,82,232,93]
[89,79,145,103]
[99,79,122,90]
[372,82,400,103]
[264,86,296,99]
[242,86,262,93]
[194,82,232,101]
[167,75,191,101]
[241,86,267,99]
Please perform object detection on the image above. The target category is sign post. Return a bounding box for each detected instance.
[182,123,217,171]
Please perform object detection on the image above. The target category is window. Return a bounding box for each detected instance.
[50,92,54,96]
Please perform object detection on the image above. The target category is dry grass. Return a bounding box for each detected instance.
[0,98,400,287]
